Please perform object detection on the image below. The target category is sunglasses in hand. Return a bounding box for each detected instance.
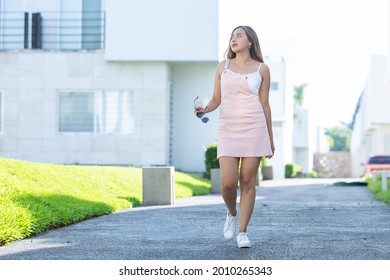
[194,96,209,123]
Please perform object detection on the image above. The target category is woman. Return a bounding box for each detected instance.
[195,26,275,248]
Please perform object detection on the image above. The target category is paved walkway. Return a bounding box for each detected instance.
[1,178,390,260]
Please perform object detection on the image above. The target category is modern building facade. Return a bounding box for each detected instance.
[265,57,293,179]
[350,54,390,177]
[293,108,314,174]
[0,0,292,178]
[350,2,390,177]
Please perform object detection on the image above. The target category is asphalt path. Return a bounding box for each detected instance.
[1,178,390,260]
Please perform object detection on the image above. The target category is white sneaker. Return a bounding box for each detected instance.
[223,211,237,240]
[237,232,251,248]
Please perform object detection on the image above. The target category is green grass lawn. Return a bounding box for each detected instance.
[367,176,390,206]
[0,158,210,245]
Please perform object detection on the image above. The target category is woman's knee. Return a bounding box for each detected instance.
[239,174,256,190]
[221,181,237,192]
[239,158,260,189]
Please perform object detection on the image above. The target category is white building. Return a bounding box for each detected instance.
[350,54,390,177]
[351,3,390,177]
[265,57,293,179]
[292,107,330,175]
[0,0,292,178]
[293,108,314,174]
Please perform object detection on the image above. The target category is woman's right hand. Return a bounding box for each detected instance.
[194,106,205,115]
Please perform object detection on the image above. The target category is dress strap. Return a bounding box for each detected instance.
[224,59,230,70]
[257,62,263,71]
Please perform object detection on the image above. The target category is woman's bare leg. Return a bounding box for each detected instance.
[238,157,261,232]
[219,156,240,216]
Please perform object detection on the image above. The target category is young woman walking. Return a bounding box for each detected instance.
[195,25,275,248]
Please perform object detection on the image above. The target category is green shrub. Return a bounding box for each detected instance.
[205,143,219,178]
[309,170,319,178]
[367,176,390,206]
[261,156,267,167]
[285,163,302,178]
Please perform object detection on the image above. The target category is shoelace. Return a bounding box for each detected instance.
[224,215,236,232]
[226,215,235,226]
[237,233,248,242]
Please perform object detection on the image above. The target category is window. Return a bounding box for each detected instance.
[60,0,104,50]
[82,0,103,49]
[58,90,135,134]
[270,82,279,91]
[59,92,94,132]
[0,0,24,50]
[95,90,135,134]
[0,0,105,50]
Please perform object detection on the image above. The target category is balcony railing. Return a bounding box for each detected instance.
[0,11,105,50]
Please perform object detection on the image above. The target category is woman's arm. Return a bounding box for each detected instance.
[259,63,275,158]
[195,61,224,114]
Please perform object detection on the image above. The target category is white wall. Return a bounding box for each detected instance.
[351,55,390,177]
[316,126,330,153]
[269,123,287,179]
[365,56,390,125]
[388,0,390,83]
[293,108,309,148]
[292,108,316,174]
[268,60,286,121]
[171,62,218,173]
[266,58,293,179]
[105,0,218,61]
[293,109,308,173]
[0,51,171,166]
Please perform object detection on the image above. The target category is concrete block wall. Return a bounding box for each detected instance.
[142,166,175,206]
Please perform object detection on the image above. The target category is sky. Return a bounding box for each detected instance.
[218,0,389,128]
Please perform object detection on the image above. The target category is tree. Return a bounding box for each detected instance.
[324,123,351,152]
[293,83,307,119]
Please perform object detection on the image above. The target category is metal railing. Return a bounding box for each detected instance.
[0,11,105,50]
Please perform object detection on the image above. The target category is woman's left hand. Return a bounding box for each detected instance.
[266,140,275,159]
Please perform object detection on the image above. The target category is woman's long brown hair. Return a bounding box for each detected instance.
[225,25,264,63]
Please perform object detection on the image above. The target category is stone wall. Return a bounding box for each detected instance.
[313,152,351,178]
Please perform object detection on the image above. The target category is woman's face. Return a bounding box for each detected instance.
[230,28,250,53]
